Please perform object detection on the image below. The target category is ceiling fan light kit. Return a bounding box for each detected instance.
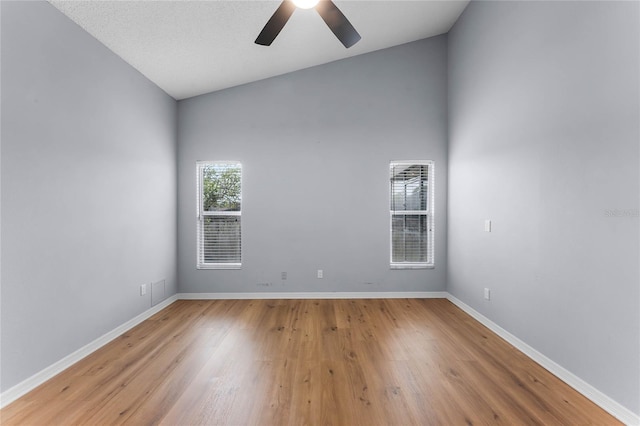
[293,0,319,9]
[255,0,361,48]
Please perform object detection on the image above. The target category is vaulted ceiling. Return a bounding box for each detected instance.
[49,1,469,100]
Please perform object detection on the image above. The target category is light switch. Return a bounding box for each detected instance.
[484,219,492,232]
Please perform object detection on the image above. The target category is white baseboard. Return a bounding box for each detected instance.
[0,294,179,409]
[178,291,448,300]
[446,294,640,426]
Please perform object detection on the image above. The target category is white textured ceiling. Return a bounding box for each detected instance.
[49,0,469,100]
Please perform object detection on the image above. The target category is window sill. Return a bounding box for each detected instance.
[390,263,434,270]
[197,264,242,270]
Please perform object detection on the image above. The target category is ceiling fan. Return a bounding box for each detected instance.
[255,0,361,48]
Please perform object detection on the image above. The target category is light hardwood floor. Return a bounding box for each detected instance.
[1,298,620,425]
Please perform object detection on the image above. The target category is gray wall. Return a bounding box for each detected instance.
[1,1,177,392]
[178,37,448,294]
[448,0,639,415]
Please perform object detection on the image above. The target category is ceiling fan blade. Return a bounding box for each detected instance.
[255,1,297,46]
[315,0,361,48]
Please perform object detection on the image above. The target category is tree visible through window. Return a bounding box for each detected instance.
[197,162,242,269]
[390,161,434,268]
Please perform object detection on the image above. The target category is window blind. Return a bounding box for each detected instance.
[390,161,434,268]
[197,162,242,269]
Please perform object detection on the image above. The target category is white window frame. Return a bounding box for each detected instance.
[390,160,434,269]
[196,161,242,270]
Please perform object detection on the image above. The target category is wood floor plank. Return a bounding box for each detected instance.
[1,298,622,426]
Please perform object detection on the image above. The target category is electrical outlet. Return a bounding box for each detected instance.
[317,269,323,279]
[140,284,147,296]
[484,288,491,300]
[281,272,287,280]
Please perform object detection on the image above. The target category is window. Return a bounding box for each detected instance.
[197,161,242,269]
[390,161,434,268]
